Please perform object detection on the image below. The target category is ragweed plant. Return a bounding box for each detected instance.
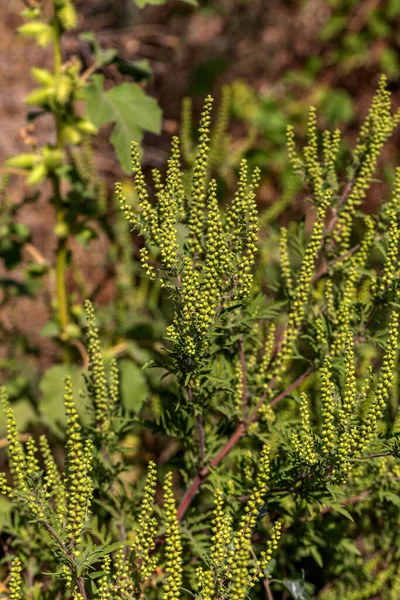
[2,77,400,599]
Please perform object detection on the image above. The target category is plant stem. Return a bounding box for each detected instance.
[52,12,72,360]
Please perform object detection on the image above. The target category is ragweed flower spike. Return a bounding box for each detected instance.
[334,75,400,250]
[188,95,213,253]
[64,376,93,544]
[279,226,293,294]
[303,106,324,201]
[320,357,336,455]
[1,387,27,496]
[98,555,112,600]
[357,311,399,452]
[180,96,194,164]
[292,392,318,465]
[131,461,158,585]
[9,557,23,600]
[209,84,231,168]
[163,472,183,600]
[264,191,331,394]
[84,300,111,437]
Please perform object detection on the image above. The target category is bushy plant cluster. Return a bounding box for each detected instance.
[1,72,400,599]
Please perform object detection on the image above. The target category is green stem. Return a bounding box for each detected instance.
[52,12,72,361]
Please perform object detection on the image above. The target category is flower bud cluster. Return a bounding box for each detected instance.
[292,392,318,465]
[335,76,400,250]
[163,472,183,600]
[64,376,93,543]
[131,461,158,585]
[9,557,23,600]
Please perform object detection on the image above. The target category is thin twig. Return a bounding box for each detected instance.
[177,369,313,521]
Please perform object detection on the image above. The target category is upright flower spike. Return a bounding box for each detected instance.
[331,258,358,356]
[163,472,183,600]
[112,547,132,598]
[378,209,399,294]
[340,331,357,421]
[64,376,93,544]
[279,227,293,294]
[98,555,112,600]
[249,521,282,590]
[236,172,260,298]
[303,106,324,201]
[188,95,213,253]
[9,557,23,600]
[335,76,400,250]
[320,357,336,455]
[230,446,271,574]
[226,159,249,252]
[292,392,318,465]
[131,461,158,586]
[109,359,119,413]
[198,488,233,599]
[205,178,229,278]
[357,311,399,452]
[1,388,27,495]
[256,323,276,389]
[166,136,185,217]
[115,182,136,228]
[84,300,111,437]
[39,435,66,526]
[264,192,331,394]
[286,124,304,177]
[180,96,194,165]
[382,165,400,221]
[209,84,231,168]
[131,142,157,238]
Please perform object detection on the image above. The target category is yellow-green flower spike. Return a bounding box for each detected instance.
[378,209,399,293]
[320,357,336,455]
[188,95,213,253]
[1,388,27,495]
[131,461,158,586]
[254,521,282,584]
[256,323,276,389]
[98,555,112,600]
[303,106,324,201]
[357,311,399,452]
[334,76,400,250]
[84,300,111,437]
[265,193,331,395]
[9,557,23,600]
[112,546,132,598]
[279,227,293,294]
[286,124,304,177]
[292,392,317,465]
[163,472,183,600]
[39,435,66,526]
[131,142,156,237]
[64,376,93,543]
[331,258,357,356]
[115,182,136,228]
[209,85,231,168]
[180,96,194,165]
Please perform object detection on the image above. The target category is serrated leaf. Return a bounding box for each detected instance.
[83,75,162,172]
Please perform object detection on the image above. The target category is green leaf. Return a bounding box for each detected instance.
[282,578,312,600]
[83,75,162,172]
[79,32,118,66]
[119,359,148,413]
